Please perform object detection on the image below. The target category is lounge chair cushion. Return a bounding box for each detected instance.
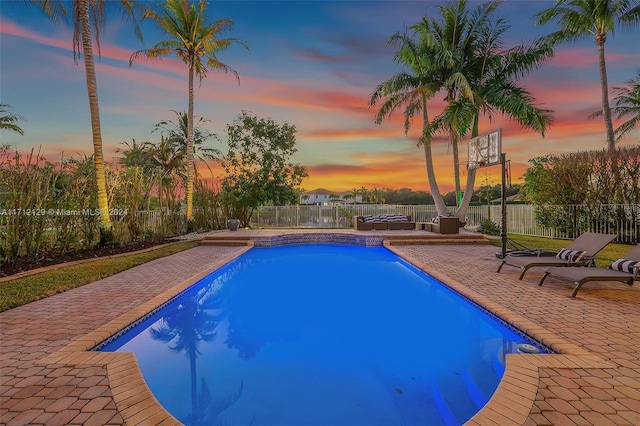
[556,248,586,262]
[610,258,640,274]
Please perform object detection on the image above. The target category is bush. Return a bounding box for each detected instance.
[477,219,501,236]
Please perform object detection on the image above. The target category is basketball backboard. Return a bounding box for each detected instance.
[467,129,502,169]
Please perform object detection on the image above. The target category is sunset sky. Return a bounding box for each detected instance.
[1,0,639,194]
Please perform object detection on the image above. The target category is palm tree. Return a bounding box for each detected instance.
[611,72,640,140]
[130,0,248,222]
[116,138,157,171]
[31,0,143,241]
[535,0,640,151]
[153,110,221,176]
[591,72,640,141]
[0,104,26,136]
[418,0,553,222]
[358,186,369,203]
[370,27,449,215]
[411,0,482,207]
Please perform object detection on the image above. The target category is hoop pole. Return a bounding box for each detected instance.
[501,153,507,258]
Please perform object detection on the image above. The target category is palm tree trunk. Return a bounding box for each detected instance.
[455,115,481,224]
[421,98,448,216]
[451,129,461,207]
[79,0,112,237]
[186,61,195,221]
[455,167,476,224]
[597,36,616,151]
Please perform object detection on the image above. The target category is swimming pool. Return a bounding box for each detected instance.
[99,244,547,425]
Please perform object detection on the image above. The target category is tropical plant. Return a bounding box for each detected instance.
[477,219,500,236]
[152,110,221,177]
[535,0,640,150]
[591,72,640,141]
[116,137,178,209]
[130,0,248,222]
[372,0,553,223]
[30,0,143,243]
[0,104,25,136]
[116,138,157,172]
[369,21,448,215]
[412,0,492,206]
[423,0,553,221]
[117,112,219,212]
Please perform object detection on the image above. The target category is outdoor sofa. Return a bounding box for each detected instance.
[354,214,415,230]
[538,243,640,297]
[421,216,460,234]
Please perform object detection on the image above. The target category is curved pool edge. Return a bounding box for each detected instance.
[383,243,617,425]
[35,235,617,426]
[36,244,253,426]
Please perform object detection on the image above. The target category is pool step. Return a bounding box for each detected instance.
[200,235,252,246]
[385,234,491,246]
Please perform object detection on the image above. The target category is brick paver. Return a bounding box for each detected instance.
[1,230,639,425]
[1,244,246,426]
[390,243,640,426]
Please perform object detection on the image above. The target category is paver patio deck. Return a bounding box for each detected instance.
[1,229,638,425]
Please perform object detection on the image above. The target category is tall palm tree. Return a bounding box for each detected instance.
[535,0,640,151]
[0,104,25,136]
[370,28,449,215]
[412,0,482,207]
[130,0,248,222]
[421,0,553,222]
[591,72,640,141]
[31,0,143,241]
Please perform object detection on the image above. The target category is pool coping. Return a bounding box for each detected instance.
[35,234,616,425]
[383,242,617,425]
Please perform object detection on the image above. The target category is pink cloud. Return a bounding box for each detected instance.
[2,17,198,80]
[549,48,598,68]
[548,47,633,69]
[1,20,70,51]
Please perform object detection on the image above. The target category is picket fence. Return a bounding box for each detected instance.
[2,204,638,263]
[249,204,639,243]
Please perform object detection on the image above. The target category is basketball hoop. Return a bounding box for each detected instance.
[467,129,502,169]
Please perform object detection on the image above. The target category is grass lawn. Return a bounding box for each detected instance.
[489,234,633,266]
[0,240,199,312]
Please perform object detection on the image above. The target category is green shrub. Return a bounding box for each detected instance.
[477,219,500,236]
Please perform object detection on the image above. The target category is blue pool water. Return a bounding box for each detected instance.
[100,244,546,426]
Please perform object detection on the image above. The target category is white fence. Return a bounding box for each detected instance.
[249,204,640,243]
[2,204,638,262]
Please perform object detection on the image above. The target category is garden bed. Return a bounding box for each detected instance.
[1,240,169,278]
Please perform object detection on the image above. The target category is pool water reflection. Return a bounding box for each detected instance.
[100,244,546,426]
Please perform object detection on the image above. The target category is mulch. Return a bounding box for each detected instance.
[0,240,169,278]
